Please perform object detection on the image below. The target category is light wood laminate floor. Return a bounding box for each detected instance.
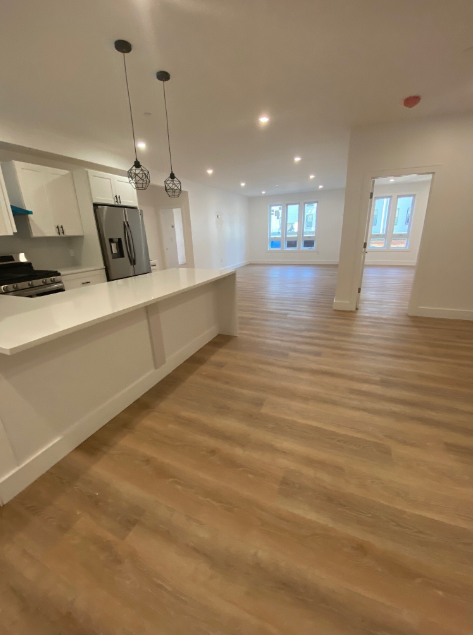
[1,265,473,635]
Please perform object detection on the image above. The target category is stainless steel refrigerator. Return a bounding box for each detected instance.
[95,205,151,281]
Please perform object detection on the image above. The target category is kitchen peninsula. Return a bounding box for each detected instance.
[0,268,237,504]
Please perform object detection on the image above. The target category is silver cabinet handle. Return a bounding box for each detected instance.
[56,225,60,235]
[81,281,91,285]
[60,225,65,235]
[118,195,122,204]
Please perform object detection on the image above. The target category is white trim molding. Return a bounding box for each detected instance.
[408,306,473,321]
[250,260,339,266]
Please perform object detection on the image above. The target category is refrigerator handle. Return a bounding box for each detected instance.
[126,220,137,265]
[123,220,134,265]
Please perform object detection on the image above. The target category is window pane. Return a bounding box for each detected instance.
[370,238,386,249]
[371,198,390,234]
[269,205,282,237]
[270,240,281,249]
[303,239,315,249]
[303,203,317,237]
[391,237,408,249]
[286,204,299,237]
[393,196,414,234]
[286,239,297,249]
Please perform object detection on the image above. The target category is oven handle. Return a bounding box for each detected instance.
[9,282,65,297]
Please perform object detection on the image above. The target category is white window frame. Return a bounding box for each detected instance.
[284,202,300,250]
[301,201,317,250]
[268,203,284,250]
[368,193,416,251]
[268,201,318,251]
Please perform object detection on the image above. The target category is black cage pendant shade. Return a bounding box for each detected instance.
[157,70,181,198]
[114,40,150,191]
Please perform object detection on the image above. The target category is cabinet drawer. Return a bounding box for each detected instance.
[63,270,107,291]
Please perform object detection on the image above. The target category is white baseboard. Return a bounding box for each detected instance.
[409,306,473,321]
[333,299,355,311]
[0,325,219,505]
[249,260,339,266]
[365,262,416,267]
[221,261,249,271]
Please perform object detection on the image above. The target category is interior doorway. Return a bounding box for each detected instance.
[357,172,433,315]
[159,208,187,269]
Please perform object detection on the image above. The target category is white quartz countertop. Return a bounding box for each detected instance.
[0,268,235,355]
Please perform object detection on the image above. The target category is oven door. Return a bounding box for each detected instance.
[9,282,65,297]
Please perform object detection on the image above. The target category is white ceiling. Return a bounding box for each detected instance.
[2,0,473,197]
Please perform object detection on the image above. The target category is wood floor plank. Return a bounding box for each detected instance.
[1,264,473,634]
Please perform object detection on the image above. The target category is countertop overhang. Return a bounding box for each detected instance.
[0,268,235,355]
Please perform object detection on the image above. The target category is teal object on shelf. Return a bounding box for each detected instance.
[11,205,33,215]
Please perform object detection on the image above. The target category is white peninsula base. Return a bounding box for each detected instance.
[0,269,237,504]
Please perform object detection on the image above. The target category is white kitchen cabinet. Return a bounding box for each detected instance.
[87,171,116,205]
[61,268,107,291]
[1,162,83,237]
[0,168,16,236]
[114,175,138,207]
[87,170,138,207]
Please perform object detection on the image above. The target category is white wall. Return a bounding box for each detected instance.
[186,181,249,270]
[248,188,345,264]
[335,112,473,320]
[365,179,431,266]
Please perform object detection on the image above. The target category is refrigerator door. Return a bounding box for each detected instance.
[95,205,135,280]
[125,208,151,276]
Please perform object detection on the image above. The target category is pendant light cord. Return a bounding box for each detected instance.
[122,54,138,161]
[162,82,173,173]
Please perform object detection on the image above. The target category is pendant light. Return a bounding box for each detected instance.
[156,71,181,198]
[114,40,150,191]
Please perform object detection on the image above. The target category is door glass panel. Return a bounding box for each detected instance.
[303,239,315,249]
[269,205,282,249]
[369,237,386,249]
[303,203,317,237]
[286,239,297,249]
[391,237,408,249]
[286,204,299,237]
[393,196,414,234]
[371,197,390,234]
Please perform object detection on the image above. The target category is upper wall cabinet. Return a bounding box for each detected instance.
[0,168,16,236]
[1,162,84,237]
[87,170,138,207]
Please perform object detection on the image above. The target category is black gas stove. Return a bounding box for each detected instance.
[0,255,64,297]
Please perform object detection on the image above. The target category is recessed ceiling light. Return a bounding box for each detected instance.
[137,141,146,149]
[389,178,395,182]
[309,174,315,179]
[262,191,266,194]
[240,182,245,187]
[275,184,279,187]
[318,185,323,189]
[207,169,213,175]
[259,116,270,123]
[294,157,302,162]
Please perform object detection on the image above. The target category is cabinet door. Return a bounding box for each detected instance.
[48,172,83,236]
[0,170,15,236]
[16,165,59,237]
[88,171,116,205]
[114,175,138,207]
